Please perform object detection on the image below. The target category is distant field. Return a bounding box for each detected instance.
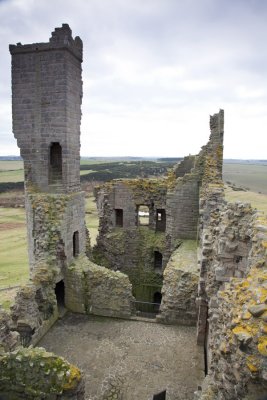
[0,161,23,170]
[224,186,267,214]
[0,207,29,289]
[223,163,267,194]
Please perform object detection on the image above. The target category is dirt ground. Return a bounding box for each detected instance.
[39,313,204,400]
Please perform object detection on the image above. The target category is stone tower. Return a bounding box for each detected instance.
[10,24,86,279]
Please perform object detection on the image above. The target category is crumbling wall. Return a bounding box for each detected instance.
[0,309,20,353]
[157,240,198,325]
[165,173,199,249]
[10,266,58,347]
[174,155,196,177]
[26,192,86,276]
[196,212,267,399]
[94,179,167,302]
[65,254,134,318]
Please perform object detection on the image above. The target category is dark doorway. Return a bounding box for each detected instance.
[153,291,162,312]
[115,209,123,227]
[73,231,79,257]
[55,280,65,307]
[49,142,62,184]
[156,209,166,232]
[153,390,166,400]
[154,251,163,273]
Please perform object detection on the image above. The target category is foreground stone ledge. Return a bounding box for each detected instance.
[0,346,85,400]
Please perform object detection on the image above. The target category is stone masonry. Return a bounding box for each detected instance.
[1,23,266,400]
[94,110,224,314]
[0,25,134,399]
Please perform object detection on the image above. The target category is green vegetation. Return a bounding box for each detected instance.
[0,169,24,183]
[0,160,175,190]
[0,208,29,288]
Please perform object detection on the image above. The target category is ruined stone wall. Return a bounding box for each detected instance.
[10,24,82,193]
[166,173,199,247]
[95,111,225,308]
[192,112,267,398]
[65,254,134,318]
[174,155,196,177]
[26,192,86,276]
[157,240,198,325]
[94,179,167,302]
[196,211,267,399]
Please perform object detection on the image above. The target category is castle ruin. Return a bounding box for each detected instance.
[0,24,266,400]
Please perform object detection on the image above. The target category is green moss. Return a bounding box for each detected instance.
[0,347,82,398]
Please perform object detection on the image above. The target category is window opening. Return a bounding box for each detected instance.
[115,209,123,227]
[73,231,79,257]
[49,142,62,184]
[138,205,149,226]
[154,251,163,273]
[156,209,166,232]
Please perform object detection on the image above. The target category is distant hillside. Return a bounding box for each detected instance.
[224,159,267,165]
[0,156,22,161]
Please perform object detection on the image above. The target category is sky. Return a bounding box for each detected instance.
[0,0,267,158]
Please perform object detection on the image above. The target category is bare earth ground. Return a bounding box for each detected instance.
[39,313,204,400]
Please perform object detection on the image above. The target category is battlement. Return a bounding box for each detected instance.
[9,24,82,61]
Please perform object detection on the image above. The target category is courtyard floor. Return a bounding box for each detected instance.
[39,313,204,400]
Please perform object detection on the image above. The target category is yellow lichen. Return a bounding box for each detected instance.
[257,336,267,356]
[62,364,81,390]
[246,356,259,373]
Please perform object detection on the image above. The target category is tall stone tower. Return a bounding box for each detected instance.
[10,24,86,279]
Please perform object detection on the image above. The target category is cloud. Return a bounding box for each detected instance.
[1,0,267,158]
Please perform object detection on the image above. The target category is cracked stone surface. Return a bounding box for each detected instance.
[39,313,203,400]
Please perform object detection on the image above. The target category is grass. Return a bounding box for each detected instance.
[0,169,24,183]
[224,186,267,214]
[0,208,29,289]
[0,197,99,308]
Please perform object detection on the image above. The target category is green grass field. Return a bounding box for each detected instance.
[0,195,98,288]
[0,208,29,289]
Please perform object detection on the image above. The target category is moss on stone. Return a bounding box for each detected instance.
[0,346,82,398]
